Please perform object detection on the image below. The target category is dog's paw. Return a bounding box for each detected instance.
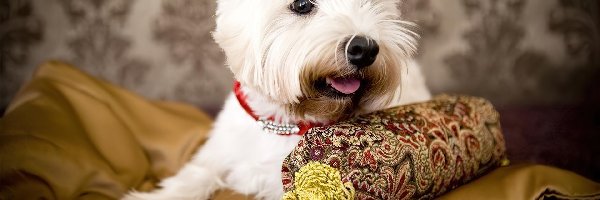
[121,190,169,200]
[121,190,182,200]
[226,163,285,200]
[122,189,211,200]
[121,164,222,200]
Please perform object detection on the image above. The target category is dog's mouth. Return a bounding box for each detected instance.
[327,76,361,94]
[315,75,364,98]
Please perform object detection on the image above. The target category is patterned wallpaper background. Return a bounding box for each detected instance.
[405,0,599,106]
[1,0,599,115]
[1,0,230,115]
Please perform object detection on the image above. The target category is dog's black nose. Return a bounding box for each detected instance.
[346,36,379,68]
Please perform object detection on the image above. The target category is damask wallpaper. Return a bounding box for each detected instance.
[403,0,599,106]
[1,0,599,180]
[1,0,231,115]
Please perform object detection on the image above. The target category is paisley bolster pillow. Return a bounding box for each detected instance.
[282,95,508,200]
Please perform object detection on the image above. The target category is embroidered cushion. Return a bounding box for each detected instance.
[282,95,507,200]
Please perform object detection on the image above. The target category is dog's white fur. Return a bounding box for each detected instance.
[125,0,430,199]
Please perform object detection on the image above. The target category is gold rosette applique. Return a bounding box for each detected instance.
[283,162,355,200]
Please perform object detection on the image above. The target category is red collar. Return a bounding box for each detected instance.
[233,81,319,136]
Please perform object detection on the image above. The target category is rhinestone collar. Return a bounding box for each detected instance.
[233,81,319,136]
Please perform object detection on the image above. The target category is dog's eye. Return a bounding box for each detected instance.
[290,0,314,15]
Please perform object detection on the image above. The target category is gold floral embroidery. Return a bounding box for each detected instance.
[283,162,354,200]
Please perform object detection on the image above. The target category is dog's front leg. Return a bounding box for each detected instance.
[122,160,224,200]
[122,137,230,200]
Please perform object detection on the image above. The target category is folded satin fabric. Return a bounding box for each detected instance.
[441,164,600,200]
[0,61,213,199]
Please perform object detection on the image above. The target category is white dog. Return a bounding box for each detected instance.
[126,0,430,199]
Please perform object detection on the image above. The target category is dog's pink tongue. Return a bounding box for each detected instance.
[327,77,361,94]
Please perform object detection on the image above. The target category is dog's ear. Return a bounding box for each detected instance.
[212,0,252,66]
[212,0,264,91]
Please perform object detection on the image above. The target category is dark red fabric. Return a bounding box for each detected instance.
[499,105,600,182]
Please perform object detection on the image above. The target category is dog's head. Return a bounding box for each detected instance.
[213,0,417,121]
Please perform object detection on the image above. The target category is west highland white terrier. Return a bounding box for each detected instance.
[126,0,430,199]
